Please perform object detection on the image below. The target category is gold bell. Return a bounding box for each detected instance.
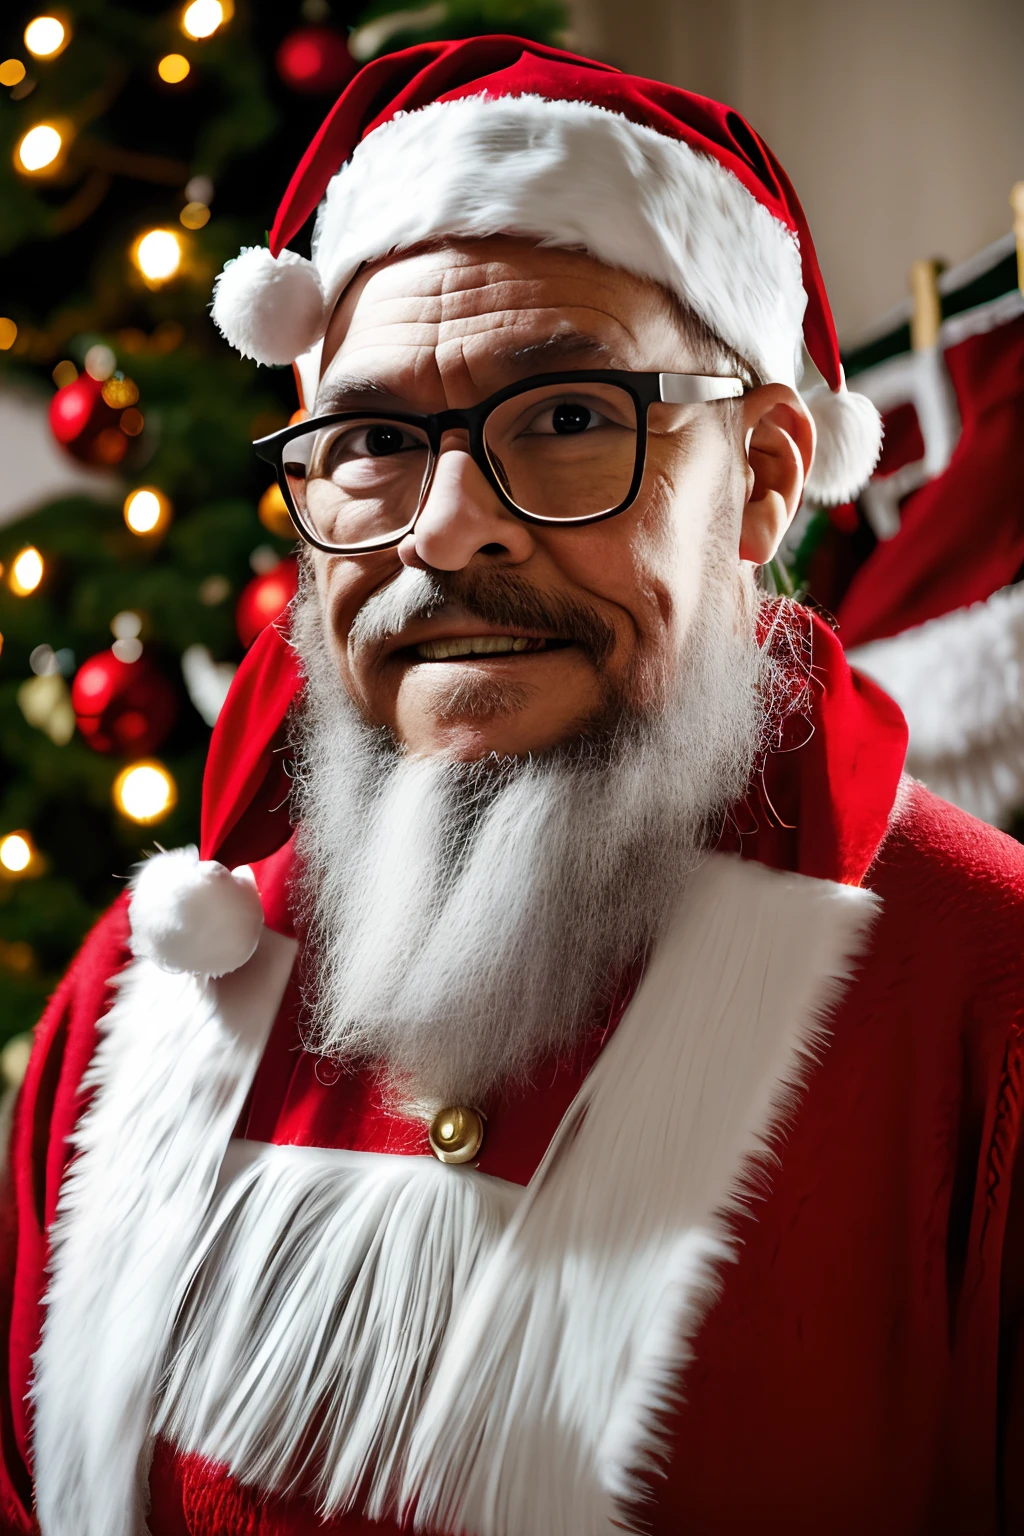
[428,1105,485,1165]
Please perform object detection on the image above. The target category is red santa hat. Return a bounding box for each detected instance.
[212,36,882,506]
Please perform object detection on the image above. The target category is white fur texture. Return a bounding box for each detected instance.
[849,583,1024,827]
[307,95,805,390]
[803,379,884,505]
[35,855,876,1535]
[156,1143,521,1512]
[212,245,326,366]
[222,95,880,496]
[32,927,298,1536]
[128,847,264,978]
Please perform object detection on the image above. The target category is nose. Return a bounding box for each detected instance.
[398,440,536,572]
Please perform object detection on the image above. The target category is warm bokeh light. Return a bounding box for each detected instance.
[51,358,77,388]
[113,762,177,824]
[84,342,116,380]
[0,60,27,87]
[101,375,139,409]
[0,318,17,351]
[133,229,182,284]
[0,833,33,874]
[0,1034,33,1088]
[9,546,44,596]
[158,52,191,83]
[258,481,295,538]
[179,200,209,230]
[123,487,171,536]
[24,17,67,58]
[120,407,144,436]
[16,123,62,173]
[182,0,226,40]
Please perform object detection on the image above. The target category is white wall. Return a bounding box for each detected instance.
[569,0,1024,341]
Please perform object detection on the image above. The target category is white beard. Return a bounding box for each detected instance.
[289,561,774,1113]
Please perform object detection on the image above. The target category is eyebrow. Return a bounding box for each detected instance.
[315,330,621,414]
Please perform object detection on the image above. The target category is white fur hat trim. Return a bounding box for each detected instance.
[212,246,326,367]
[216,93,882,499]
[129,847,264,978]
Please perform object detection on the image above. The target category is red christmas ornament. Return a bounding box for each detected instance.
[48,374,129,467]
[275,26,355,94]
[235,557,298,648]
[71,648,178,755]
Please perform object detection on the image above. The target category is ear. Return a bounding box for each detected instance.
[738,384,816,564]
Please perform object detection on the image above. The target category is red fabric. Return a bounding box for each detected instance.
[0,898,132,1531]
[837,314,1024,647]
[723,609,908,885]
[200,621,301,866]
[242,845,639,1184]
[13,622,1024,1536]
[268,35,844,397]
[99,788,1024,1534]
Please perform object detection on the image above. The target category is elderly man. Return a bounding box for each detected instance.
[3,36,1023,1536]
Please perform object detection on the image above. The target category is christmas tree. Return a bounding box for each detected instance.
[0,0,567,1045]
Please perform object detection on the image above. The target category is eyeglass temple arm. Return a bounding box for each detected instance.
[658,374,746,404]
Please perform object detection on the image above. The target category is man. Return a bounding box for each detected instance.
[3,36,1023,1536]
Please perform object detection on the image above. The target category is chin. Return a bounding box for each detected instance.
[392,668,601,760]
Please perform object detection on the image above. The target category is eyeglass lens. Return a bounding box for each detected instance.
[282,382,640,551]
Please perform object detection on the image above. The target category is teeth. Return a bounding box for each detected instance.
[414,635,540,660]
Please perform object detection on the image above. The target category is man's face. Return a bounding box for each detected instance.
[310,237,754,760]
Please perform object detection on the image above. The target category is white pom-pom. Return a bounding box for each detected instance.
[803,382,884,505]
[129,847,264,978]
[211,246,327,366]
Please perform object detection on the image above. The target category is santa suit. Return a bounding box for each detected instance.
[2,613,1023,1536]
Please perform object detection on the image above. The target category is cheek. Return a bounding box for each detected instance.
[316,556,391,691]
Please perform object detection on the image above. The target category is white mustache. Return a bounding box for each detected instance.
[349,569,446,650]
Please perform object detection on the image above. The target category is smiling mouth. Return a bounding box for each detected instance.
[411,636,571,661]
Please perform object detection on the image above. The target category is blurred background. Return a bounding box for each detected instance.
[0,0,1021,1054]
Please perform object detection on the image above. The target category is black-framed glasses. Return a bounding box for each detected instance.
[254,369,745,556]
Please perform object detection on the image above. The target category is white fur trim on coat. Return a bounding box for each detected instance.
[32,925,299,1536]
[34,855,877,1536]
[849,583,1024,828]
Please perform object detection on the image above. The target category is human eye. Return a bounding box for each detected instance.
[518,397,616,437]
[323,421,423,467]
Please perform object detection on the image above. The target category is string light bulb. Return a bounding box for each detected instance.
[181,0,228,40]
[24,17,68,58]
[132,228,182,286]
[15,123,63,174]
[123,487,172,537]
[9,546,44,596]
[113,761,177,825]
[158,52,191,83]
[0,832,34,875]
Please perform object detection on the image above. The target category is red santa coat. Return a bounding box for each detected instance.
[2,616,1023,1536]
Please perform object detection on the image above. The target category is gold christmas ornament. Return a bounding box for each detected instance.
[258,482,295,539]
[428,1105,485,1165]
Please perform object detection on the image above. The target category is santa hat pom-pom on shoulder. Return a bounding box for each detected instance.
[212,246,327,367]
[129,846,264,978]
[803,379,884,506]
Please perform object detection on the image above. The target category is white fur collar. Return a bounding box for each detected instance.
[33,855,878,1536]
